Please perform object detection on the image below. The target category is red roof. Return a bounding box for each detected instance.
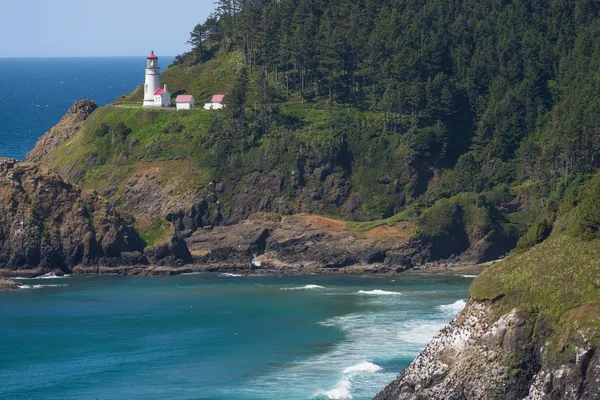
[211,94,224,103]
[155,88,164,96]
[147,51,158,59]
[176,95,194,103]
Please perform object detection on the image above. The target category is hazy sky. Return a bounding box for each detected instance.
[0,0,216,57]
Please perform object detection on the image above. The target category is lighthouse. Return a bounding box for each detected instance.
[143,51,161,107]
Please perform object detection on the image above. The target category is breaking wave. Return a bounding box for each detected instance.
[13,272,70,280]
[219,273,243,277]
[281,284,325,290]
[356,289,402,296]
[437,299,467,314]
[20,284,67,289]
[313,362,383,399]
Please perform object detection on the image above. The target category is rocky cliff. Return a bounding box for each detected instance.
[185,213,425,273]
[375,300,600,400]
[25,99,98,164]
[0,157,189,276]
[376,234,600,399]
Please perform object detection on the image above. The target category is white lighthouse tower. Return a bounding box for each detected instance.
[143,51,161,107]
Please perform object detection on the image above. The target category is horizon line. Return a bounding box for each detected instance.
[0,55,178,59]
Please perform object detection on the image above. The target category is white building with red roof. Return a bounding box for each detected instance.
[153,85,171,107]
[176,95,195,110]
[204,94,225,110]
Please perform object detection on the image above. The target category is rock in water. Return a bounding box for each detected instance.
[0,278,20,290]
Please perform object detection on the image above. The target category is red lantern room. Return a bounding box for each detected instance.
[146,51,159,68]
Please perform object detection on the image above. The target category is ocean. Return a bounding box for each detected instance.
[0,273,471,400]
[0,57,173,160]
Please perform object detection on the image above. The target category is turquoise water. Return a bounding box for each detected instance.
[0,57,173,160]
[0,273,471,399]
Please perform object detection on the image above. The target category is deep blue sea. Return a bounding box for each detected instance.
[0,57,173,160]
[0,273,471,400]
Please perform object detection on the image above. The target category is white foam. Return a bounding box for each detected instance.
[459,274,478,278]
[13,272,70,280]
[19,284,67,289]
[314,378,352,399]
[356,289,401,296]
[314,362,382,399]
[438,299,467,314]
[343,361,382,374]
[281,285,325,290]
[219,273,243,277]
[223,285,467,399]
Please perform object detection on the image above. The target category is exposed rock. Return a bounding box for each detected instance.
[145,235,192,266]
[186,213,420,272]
[0,278,19,290]
[25,99,97,163]
[375,301,600,400]
[0,159,191,275]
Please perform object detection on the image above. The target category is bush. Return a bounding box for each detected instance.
[418,198,461,238]
[516,218,553,249]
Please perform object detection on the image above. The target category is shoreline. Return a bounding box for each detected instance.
[0,260,491,282]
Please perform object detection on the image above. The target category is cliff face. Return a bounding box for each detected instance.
[25,99,98,164]
[0,158,188,275]
[185,213,424,272]
[376,234,600,399]
[375,300,600,400]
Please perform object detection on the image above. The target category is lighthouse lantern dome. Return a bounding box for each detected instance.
[147,51,159,68]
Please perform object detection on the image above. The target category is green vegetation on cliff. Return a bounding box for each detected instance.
[29,0,600,260]
[470,171,600,359]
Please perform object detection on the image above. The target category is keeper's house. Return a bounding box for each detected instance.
[175,95,195,110]
[204,94,225,110]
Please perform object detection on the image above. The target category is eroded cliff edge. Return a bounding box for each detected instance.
[375,234,600,400]
[0,157,190,276]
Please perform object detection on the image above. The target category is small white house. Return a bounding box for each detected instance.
[204,94,225,110]
[153,85,171,107]
[176,95,195,110]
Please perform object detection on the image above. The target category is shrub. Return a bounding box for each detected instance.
[418,198,461,238]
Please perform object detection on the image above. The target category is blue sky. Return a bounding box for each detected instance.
[0,0,215,57]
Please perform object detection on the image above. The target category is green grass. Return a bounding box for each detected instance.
[470,233,600,359]
[138,219,172,247]
[470,234,600,317]
[347,211,410,232]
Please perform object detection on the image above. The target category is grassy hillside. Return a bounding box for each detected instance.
[30,0,600,260]
[470,187,600,359]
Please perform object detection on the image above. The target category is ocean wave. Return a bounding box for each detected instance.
[13,272,70,280]
[356,289,401,296]
[219,273,243,277]
[314,362,383,399]
[20,284,67,289]
[459,274,478,278]
[343,361,383,374]
[313,378,352,399]
[437,299,467,314]
[281,284,325,290]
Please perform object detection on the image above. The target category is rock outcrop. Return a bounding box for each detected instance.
[0,158,190,275]
[0,278,20,290]
[186,213,423,272]
[375,300,600,400]
[25,99,98,163]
